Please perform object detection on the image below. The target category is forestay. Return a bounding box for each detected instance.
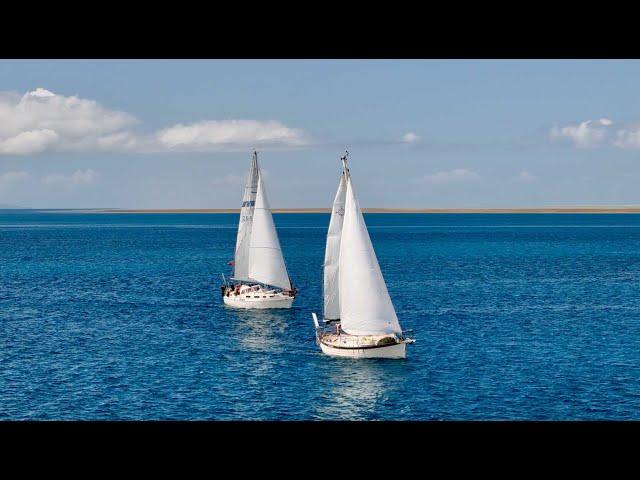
[338,177,402,336]
[248,172,292,290]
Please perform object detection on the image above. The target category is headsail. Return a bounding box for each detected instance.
[323,165,347,320]
[233,151,259,282]
[248,171,292,290]
[338,174,402,336]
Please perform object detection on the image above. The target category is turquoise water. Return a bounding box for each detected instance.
[2,210,640,419]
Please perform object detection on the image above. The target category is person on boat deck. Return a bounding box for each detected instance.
[234,284,240,295]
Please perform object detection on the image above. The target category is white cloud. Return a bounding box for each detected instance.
[0,88,310,155]
[27,88,56,99]
[515,170,537,181]
[0,170,30,183]
[0,129,60,155]
[42,169,99,187]
[547,116,640,151]
[549,118,640,150]
[549,118,613,148]
[41,173,67,185]
[155,120,308,151]
[401,132,420,144]
[418,168,479,184]
[211,173,246,186]
[0,88,137,155]
[613,126,640,149]
[71,169,99,184]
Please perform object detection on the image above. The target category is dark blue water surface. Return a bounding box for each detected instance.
[2,210,640,420]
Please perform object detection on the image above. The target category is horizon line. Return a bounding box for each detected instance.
[9,206,640,214]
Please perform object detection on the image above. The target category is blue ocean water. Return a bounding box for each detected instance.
[2,210,640,420]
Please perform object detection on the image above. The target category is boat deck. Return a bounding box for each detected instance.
[319,331,400,349]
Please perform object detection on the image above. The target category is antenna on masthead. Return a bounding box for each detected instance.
[340,150,349,176]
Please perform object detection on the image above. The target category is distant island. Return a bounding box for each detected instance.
[93,207,640,214]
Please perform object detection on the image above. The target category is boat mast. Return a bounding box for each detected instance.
[322,151,349,321]
[233,150,259,282]
[341,150,349,179]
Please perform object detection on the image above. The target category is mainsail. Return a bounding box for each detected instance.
[233,151,259,282]
[247,171,292,290]
[338,175,402,336]
[323,170,347,320]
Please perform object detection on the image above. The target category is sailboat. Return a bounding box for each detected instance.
[312,152,414,358]
[221,151,297,309]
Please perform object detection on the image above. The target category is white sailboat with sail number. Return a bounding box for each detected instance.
[312,152,414,358]
[221,151,297,309]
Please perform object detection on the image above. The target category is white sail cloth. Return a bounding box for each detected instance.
[338,176,402,336]
[233,152,258,281]
[248,173,292,290]
[323,172,346,320]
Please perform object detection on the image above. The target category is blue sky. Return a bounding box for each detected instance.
[1,59,639,208]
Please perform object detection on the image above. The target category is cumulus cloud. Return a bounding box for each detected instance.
[0,129,60,155]
[42,169,99,187]
[0,171,30,183]
[0,88,310,155]
[401,132,421,144]
[548,117,640,150]
[550,118,613,148]
[156,120,308,151]
[0,88,137,155]
[613,126,640,149]
[417,168,479,184]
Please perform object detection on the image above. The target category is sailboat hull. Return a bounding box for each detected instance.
[315,327,407,359]
[318,339,406,359]
[223,291,295,309]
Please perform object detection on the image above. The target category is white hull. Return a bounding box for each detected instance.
[313,315,410,359]
[319,339,406,359]
[223,285,295,309]
[223,295,294,309]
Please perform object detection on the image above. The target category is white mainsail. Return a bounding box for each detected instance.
[338,175,402,336]
[323,171,347,320]
[248,171,292,290]
[233,151,259,282]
